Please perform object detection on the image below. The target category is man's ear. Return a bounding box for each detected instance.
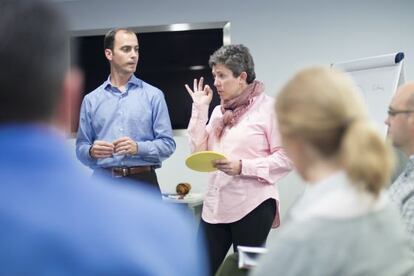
[53,68,83,135]
[408,113,414,129]
[104,48,113,61]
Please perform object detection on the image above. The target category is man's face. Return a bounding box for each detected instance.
[385,88,414,151]
[106,31,139,75]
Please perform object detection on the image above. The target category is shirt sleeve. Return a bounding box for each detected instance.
[135,91,176,163]
[187,103,212,152]
[240,106,292,184]
[75,97,98,168]
[401,196,414,248]
[241,148,292,184]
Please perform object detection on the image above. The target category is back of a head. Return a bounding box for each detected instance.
[276,66,393,196]
[0,0,68,123]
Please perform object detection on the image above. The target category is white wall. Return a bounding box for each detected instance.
[58,0,414,222]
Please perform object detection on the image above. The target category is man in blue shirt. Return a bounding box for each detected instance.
[76,28,176,193]
[0,0,207,274]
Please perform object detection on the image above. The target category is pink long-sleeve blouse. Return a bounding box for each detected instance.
[187,93,292,227]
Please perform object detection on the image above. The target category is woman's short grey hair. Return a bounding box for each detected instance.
[208,44,256,84]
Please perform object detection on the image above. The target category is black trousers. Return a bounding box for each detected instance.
[199,198,276,275]
[93,168,160,194]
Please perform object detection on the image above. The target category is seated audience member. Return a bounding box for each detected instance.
[0,0,207,275]
[251,67,414,276]
[386,82,414,248]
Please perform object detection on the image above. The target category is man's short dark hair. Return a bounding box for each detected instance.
[104,28,136,51]
[0,0,68,123]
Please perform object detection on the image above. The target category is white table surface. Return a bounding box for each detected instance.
[162,193,204,205]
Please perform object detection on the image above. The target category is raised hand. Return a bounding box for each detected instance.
[185,77,213,105]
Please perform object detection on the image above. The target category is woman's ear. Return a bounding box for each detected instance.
[283,135,300,157]
[239,71,248,83]
[283,135,310,176]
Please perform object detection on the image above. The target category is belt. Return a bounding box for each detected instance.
[106,166,152,178]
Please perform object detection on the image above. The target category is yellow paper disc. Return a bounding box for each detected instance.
[185,151,226,172]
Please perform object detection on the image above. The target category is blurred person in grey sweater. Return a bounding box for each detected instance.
[386,82,414,249]
[252,67,414,276]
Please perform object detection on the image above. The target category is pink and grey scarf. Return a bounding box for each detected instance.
[213,80,264,139]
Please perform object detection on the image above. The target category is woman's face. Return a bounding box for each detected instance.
[281,132,308,181]
[212,64,246,101]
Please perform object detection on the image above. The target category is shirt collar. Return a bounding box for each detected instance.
[289,170,388,222]
[103,74,142,92]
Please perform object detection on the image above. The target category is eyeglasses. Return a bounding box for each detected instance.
[387,108,414,117]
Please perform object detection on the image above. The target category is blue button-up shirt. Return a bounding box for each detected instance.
[76,75,176,169]
[0,125,206,275]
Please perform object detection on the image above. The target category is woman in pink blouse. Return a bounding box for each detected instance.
[185,44,292,274]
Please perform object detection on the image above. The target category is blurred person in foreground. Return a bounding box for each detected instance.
[386,82,414,249]
[185,44,292,275]
[252,67,414,276]
[0,0,206,274]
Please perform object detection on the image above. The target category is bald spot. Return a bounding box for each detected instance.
[395,82,414,109]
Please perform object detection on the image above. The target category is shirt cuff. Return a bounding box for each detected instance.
[241,158,271,184]
[136,141,152,157]
[191,103,209,121]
